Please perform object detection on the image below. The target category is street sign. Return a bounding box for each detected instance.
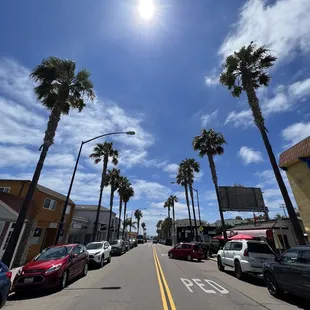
[199,226,204,232]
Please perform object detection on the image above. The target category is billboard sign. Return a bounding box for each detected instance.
[218,186,266,212]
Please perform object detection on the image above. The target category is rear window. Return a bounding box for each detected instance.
[247,242,273,254]
[193,245,202,251]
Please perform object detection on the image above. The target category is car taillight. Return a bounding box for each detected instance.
[6,271,12,279]
[243,248,249,257]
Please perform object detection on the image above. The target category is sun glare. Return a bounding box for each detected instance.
[138,0,155,20]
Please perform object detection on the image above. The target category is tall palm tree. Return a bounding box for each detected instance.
[156,220,163,239]
[161,217,173,239]
[176,168,193,239]
[105,168,120,241]
[164,200,171,218]
[220,42,305,245]
[122,186,135,238]
[90,142,118,242]
[167,195,178,244]
[179,158,200,240]
[124,218,136,233]
[141,222,146,238]
[134,209,143,235]
[193,128,227,240]
[2,57,94,266]
[117,176,130,238]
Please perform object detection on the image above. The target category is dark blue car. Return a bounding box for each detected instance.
[0,261,11,308]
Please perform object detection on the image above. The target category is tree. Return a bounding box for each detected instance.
[165,195,178,244]
[90,142,118,242]
[117,176,130,238]
[122,186,135,238]
[178,159,200,240]
[193,129,227,240]
[235,216,243,220]
[164,200,171,218]
[156,220,163,238]
[134,209,143,235]
[124,218,136,232]
[161,217,173,239]
[105,168,120,241]
[141,222,146,231]
[2,57,95,266]
[220,42,306,245]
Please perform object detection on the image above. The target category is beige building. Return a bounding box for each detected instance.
[279,136,310,237]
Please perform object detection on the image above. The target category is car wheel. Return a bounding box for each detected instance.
[234,261,244,280]
[60,271,68,290]
[107,254,111,263]
[100,256,104,268]
[217,256,225,271]
[82,263,88,277]
[198,258,202,262]
[264,272,282,298]
[169,252,174,259]
[187,255,193,261]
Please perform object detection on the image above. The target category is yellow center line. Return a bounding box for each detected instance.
[154,248,177,310]
[153,247,169,310]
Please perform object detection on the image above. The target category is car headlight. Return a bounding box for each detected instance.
[44,264,62,274]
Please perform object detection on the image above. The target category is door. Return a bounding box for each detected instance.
[69,246,80,278]
[182,244,192,258]
[222,242,232,266]
[296,249,310,297]
[173,244,182,258]
[0,223,14,259]
[228,242,243,266]
[42,228,57,250]
[76,245,87,274]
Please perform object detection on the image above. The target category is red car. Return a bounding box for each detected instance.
[13,244,89,293]
[168,243,204,262]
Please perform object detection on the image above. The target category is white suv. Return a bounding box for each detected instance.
[217,240,275,279]
[86,241,111,267]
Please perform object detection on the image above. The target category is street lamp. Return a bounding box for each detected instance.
[54,131,135,244]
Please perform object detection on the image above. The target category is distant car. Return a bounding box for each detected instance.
[168,243,204,262]
[137,235,144,244]
[13,244,89,293]
[86,241,111,267]
[217,240,275,280]
[0,260,11,309]
[129,238,137,248]
[153,238,158,244]
[124,240,131,251]
[263,246,310,299]
[164,239,172,246]
[110,239,126,255]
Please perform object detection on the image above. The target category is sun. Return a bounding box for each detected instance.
[138,0,155,20]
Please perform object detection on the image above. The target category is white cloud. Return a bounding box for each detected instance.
[219,0,310,63]
[163,163,179,174]
[131,180,171,201]
[282,122,310,146]
[201,110,218,127]
[225,110,253,127]
[288,78,310,99]
[238,146,263,164]
[204,75,219,86]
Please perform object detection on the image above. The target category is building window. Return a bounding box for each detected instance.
[3,231,13,251]
[31,228,43,244]
[0,187,10,193]
[43,198,56,211]
[65,205,71,215]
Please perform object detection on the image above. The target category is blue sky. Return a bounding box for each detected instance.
[1,0,310,234]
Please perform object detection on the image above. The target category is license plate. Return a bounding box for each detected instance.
[24,277,34,283]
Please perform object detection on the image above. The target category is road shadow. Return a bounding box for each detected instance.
[65,286,121,290]
[276,293,310,310]
[171,258,204,263]
[223,270,266,287]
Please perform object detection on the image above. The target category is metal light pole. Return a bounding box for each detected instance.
[191,187,201,226]
[54,131,135,245]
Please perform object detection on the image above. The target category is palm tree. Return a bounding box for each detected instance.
[166,195,178,244]
[122,186,135,238]
[220,42,305,245]
[156,220,163,239]
[141,222,146,231]
[193,129,227,240]
[2,57,94,266]
[161,217,173,239]
[164,200,171,218]
[178,159,200,240]
[124,218,136,233]
[90,142,118,242]
[134,209,143,235]
[117,176,130,238]
[105,168,120,242]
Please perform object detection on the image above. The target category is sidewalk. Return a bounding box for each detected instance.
[209,254,217,262]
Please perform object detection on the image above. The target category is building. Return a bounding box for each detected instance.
[279,136,310,237]
[211,218,251,227]
[0,180,75,266]
[68,205,120,244]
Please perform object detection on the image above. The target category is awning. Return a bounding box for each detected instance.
[229,229,270,238]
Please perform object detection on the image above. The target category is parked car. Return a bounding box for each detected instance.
[164,239,173,246]
[12,244,89,293]
[217,240,275,280]
[124,240,131,251]
[137,235,144,244]
[110,239,126,255]
[129,238,138,248]
[193,242,209,259]
[263,246,310,299]
[0,261,12,309]
[86,241,111,267]
[168,243,204,261]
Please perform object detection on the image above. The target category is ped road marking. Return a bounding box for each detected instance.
[180,278,229,295]
[153,248,177,310]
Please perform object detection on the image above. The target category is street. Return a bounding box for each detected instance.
[6,243,308,310]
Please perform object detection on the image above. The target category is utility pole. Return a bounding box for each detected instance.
[279,204,287,217]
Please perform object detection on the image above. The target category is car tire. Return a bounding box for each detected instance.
[264,272,282,298]
[82,263,88,277]
[59,270,68,290]
[107,254,111,263]
[217,256,225,271]
[198,258,202,262]
[187,255,193,261]
[169,252,174,259]
[234,261,244,280]
[100,256,104,268]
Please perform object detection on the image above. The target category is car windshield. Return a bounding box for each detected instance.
[137,235,143,239]
[110,240,120,245]
[35,247,68,261]
[86,243,103,250]
[247,242,274,254]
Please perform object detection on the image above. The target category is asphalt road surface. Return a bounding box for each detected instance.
[5,242,308,310]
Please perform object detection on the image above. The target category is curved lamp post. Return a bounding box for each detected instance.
[55,131,135,244]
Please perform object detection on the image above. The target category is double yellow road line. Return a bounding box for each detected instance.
[153,247,176,310]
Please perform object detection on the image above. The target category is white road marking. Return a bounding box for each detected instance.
[162,253,168,256]
[180,278,229,294]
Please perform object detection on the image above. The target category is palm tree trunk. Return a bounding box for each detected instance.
[172,200,176,245]
[207,153,227,240]
[130,219,132,234]
[107,187,115,242]
[137,220,140,235]
[189,184,198,240]
[2,105,62,267]
[117,196,123,238]
[168,207,171,218]
[245,82,306,245]
[184,183,193,241]
[122,201,127,238]
[92,156,108,242]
